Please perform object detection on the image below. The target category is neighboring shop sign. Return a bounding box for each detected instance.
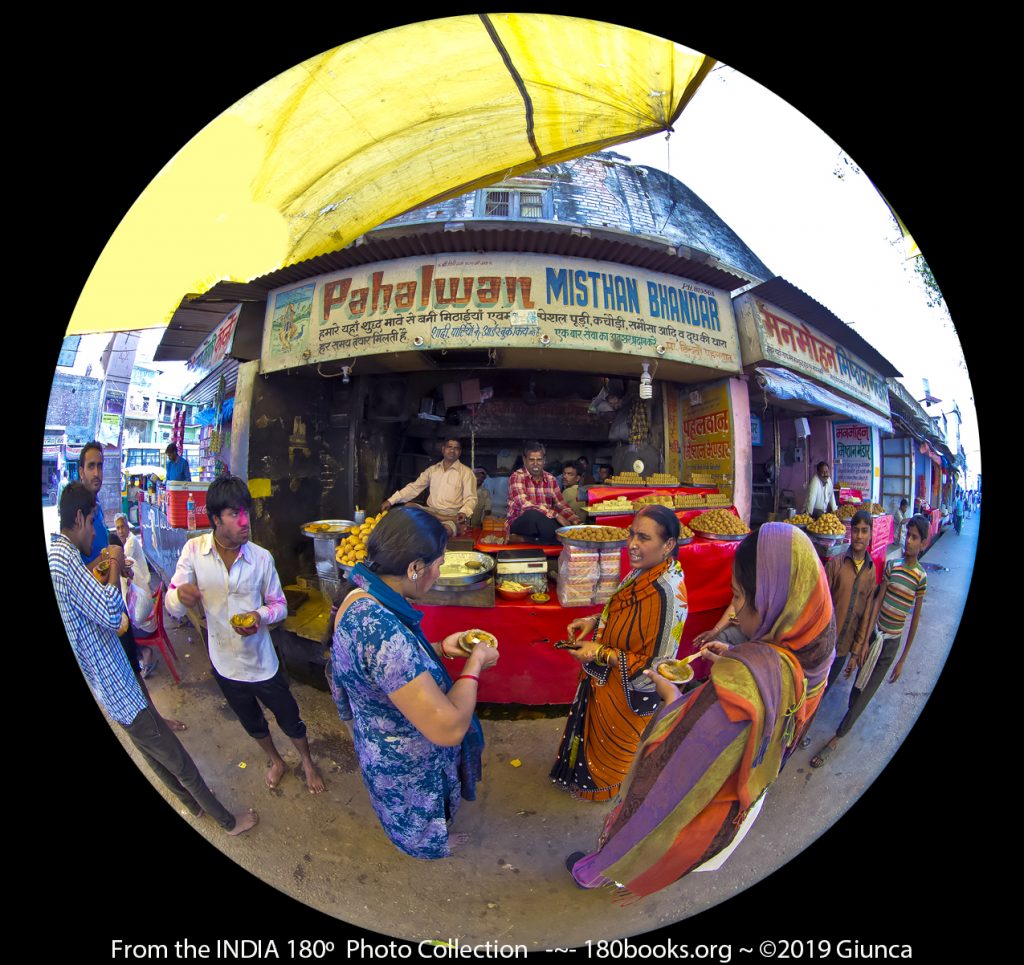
[680,380,734,484]
[833,421,874,494]
[188,304,241,378]
[663,388,683,480]
[750,414,762,447]
[97,388,126,446]
[736,295,890,417]
[261,253,741,374]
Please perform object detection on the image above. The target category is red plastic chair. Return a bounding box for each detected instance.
[133,585,181,684]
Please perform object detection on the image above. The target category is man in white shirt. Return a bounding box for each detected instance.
[381,436,477,537]
[166,476,325,794]
[805,461,838,518]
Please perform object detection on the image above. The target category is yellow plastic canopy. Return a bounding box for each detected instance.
[67,14,713,336]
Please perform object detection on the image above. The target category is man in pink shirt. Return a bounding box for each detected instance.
[506,441,581,544]
[166,476,325,794]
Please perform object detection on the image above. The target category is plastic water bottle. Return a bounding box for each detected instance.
[187,496,196,530]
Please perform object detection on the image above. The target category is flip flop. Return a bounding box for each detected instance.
[565,851,587,888]
[165,719,187,732]
[810,742,837,768]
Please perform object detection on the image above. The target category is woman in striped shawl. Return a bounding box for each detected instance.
[566,522,835,898]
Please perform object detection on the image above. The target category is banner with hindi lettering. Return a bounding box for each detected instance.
[663,388,683,479]
[735,294,890,418]
[680,380,734,489]
[260,253,742,375]
[832,420,874,494]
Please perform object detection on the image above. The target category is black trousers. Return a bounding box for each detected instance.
[510,509,561,544]
[212,663,307,742]
[836,633,902,738]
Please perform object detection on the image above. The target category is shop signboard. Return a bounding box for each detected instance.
[97,388,126,446]
[833,421,874,494]
[663,388,683,480]
[187,304,241,380]
[735,294,890,418]
[680,380,734,489]
[261,253,741,375]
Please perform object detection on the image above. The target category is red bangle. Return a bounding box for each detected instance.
[458,674,480,684]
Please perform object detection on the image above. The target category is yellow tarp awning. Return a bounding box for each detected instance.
[68,14,712,336]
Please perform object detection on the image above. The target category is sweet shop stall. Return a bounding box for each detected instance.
[239,248,758,701]
[730,278,900,577]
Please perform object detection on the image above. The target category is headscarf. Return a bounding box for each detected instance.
[721,523,835,765]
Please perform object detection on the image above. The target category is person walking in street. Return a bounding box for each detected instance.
[166,475,326,794]
[50,483,257,836]
[811,514,929,768]
[953,490,965,535]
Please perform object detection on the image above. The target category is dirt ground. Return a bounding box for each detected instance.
[44,502,981,950]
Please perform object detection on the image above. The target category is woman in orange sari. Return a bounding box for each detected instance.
[566,522,835,897]
[550,506,688,802]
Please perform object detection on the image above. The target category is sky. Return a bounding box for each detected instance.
[615,63,980,488]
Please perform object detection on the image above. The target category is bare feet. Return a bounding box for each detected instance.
[507,533,526,544]
[265,759,287,789]
[303,760,326,794]
[449,832,472,851]
[226,809,259,835]
[164,718,187,732]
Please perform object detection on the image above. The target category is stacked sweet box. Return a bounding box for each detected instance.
[557,546,600,607]
[594,548,622,604]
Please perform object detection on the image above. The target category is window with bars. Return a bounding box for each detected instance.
[477,188,550,220]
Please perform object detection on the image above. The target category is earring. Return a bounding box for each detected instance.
[410,571,418,581]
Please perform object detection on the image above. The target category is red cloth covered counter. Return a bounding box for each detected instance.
[418,529,742,703]
[417,595,602,703]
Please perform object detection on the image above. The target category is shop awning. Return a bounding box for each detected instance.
[66,15,713,337]
[754,367,894,433]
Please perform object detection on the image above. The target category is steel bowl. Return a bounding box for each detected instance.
[496,583,532,600]
[437,551,495,587]
[301,519,357,540]
[693,530,748,542]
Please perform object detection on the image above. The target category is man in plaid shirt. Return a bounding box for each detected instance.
[50,483,257,836]
[506,441,581,544]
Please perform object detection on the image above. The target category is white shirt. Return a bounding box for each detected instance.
[165,533,287,683]
[805,475,838,515]
[123,533,151,590]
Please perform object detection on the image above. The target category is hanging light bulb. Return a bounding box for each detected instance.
[639,361,653,400]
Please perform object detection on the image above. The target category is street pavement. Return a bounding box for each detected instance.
[44,504,981,952]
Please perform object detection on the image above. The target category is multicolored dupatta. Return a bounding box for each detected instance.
[569,523,835,898]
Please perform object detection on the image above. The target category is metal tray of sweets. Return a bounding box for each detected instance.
[555,525,630,549]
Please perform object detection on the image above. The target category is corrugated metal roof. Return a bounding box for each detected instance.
[744,277,901,378]
[154,221,757,362]
[182,359,239,406]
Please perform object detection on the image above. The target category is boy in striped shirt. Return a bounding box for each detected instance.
[811,514,928,768]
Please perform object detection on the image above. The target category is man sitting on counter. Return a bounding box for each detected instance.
[381,435,477,537]
[507,441,581,544]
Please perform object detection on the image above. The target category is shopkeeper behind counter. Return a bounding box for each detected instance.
[805,461,838,519]
[506,441,581,544]
[381,436,477,538]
